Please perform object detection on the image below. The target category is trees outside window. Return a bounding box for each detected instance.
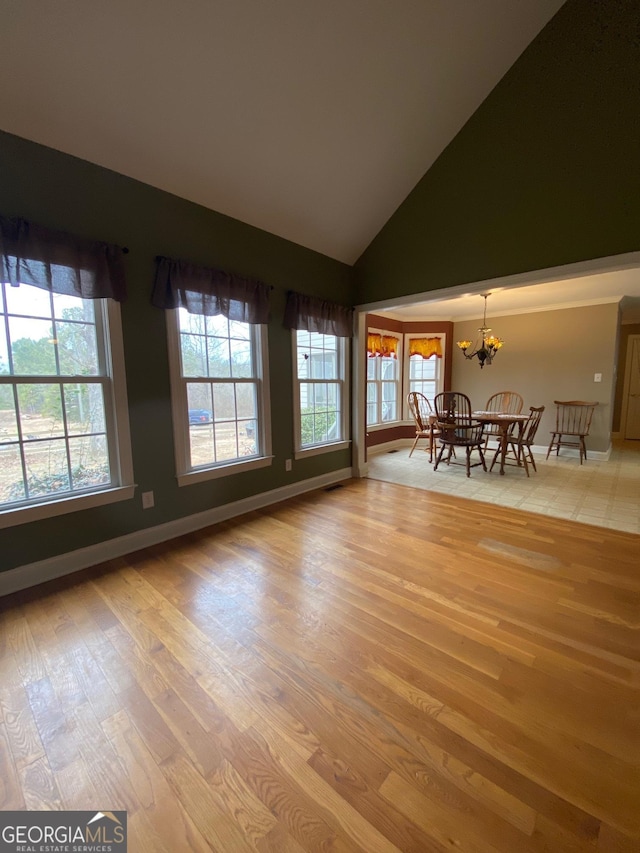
[294,330,348,454]
[0,281,132,518]
[166,308,271,483]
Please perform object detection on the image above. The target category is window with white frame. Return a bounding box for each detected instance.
[366,330,401,426]
[405,334,445,414]
[294,330,348,454]
[0,280,133,523]
[167,309,271,481]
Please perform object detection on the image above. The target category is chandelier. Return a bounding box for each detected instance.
[456,293,504,368]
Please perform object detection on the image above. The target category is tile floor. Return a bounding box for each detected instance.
[366,438,640,534]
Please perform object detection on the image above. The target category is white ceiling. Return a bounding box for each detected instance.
[368,264,640,324]
[0,0,565,264]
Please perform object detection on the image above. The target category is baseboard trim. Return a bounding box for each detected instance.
[0,468,353,597]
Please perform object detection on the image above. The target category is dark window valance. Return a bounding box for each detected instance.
[0,216,127,302]
[152,256,271,324]
[284,290,353,337]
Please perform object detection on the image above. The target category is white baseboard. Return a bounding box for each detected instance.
[0,468,353,598]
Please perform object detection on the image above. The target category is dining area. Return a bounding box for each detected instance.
[370,395,639,533]
[408,389,545,478]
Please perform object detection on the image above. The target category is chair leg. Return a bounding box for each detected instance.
[527,447,537,472]
[546,435,555,459]
[580,436,587,463]
[466,447,471,477]
[433,442,447,471]
[409,435,420,457]
[478,444,486,472]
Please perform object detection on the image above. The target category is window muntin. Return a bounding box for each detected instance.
[0,281,125,511]
[294,330,347,451]
[171,309,270,477]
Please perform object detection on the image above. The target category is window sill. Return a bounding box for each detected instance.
[0,485,136,530]
[294,440,351,460]
[177,455,274,486]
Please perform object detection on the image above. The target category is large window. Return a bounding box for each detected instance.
[366,330,400,426]
[167,309,271,483]
[294,330,349,455]
[405,334,445,413]
[0,281,133,525]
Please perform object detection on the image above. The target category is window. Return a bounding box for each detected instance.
[366,330,400,426]
[294,330,349,456]
[167,309,271,483]
[405,334,445,414]
[0,281,133,526]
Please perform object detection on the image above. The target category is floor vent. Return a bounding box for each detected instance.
[324,484,344,492]
[387,449,399,453]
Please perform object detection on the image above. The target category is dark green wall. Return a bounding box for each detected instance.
[0,130,354,573]
[355,0,640,303]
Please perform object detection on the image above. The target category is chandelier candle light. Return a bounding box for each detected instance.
[456,293,504,368]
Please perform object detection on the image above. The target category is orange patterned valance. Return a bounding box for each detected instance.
[367,333,400,358]
[409,337,442,359]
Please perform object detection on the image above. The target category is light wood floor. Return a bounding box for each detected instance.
[1,479,638,852]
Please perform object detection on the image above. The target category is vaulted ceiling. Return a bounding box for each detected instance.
[0,0,565,264]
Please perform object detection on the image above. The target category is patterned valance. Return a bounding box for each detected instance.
[409,337,442,359]
[367,333,399,358]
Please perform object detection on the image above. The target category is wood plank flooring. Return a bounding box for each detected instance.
[1,478,639,852]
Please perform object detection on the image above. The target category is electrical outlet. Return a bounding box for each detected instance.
[141,490,154,509]
[594,373,602,383]
[285,459,292,472]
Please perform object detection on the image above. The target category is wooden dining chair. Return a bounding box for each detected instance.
[546,400,598,464]
[407,391,440,462]
[489,405,545,476]
[433,391,486,477]
[483,391,524,450]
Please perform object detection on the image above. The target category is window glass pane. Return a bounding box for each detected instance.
[181,332,207,377]
[69,435,110,489]
[206,336,231,378]
[0,444,25,503]
[23,438,69,498]
[17,383,64,438]
[212,382,235,420]
[0,328,9,375]
[367,403,376,423]
[230,337,251,378]
[0,394,17,442]
[189,422,214,467]
[5,282,51,318]
[186,383,213,418]
[64,384,106,435]
[214,422,239,461]
[381,358,397,380]
[56,320,99,375]
[206,315,229,337]
[53,291,92,321]
[367,358,376,379]
[10,317,57,375]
